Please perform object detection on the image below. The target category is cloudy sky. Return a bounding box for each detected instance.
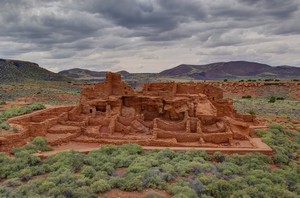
[0,0,300,73]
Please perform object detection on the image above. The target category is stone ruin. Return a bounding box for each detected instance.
[1,72,271,153]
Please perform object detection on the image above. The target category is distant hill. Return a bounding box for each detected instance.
[0,59,69,83]
[159,61,300,79]
[60,61,300,82]
[59,68,131,81]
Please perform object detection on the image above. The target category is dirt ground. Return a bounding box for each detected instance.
[103,189,171,198]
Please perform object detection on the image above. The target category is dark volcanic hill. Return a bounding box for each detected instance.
[159,61,300,79]
[59,68,130,81]
[0,58,69,83]
[60,61,300,82]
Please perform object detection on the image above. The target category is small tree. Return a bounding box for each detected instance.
[268,96,276,103]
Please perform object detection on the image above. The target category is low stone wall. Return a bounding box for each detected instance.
[156,119,186,132]
[202,132,232,144]
[0,126,30,152]
[156,130,201,142]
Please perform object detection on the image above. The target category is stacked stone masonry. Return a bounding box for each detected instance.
[1,72,268,152]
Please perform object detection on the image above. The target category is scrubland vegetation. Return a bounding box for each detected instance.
[0,122,299,197]
[234,98,300,119]
[0,83,80,105]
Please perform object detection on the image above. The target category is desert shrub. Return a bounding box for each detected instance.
[264,78,274,81]
[31,136,52,152]
[204,179,234,197]
[37,181,55,194]
[11,137,52,155]
[98,162,115,175]
[268,96,276,103]
[276,97,285,100]
[143,172,166,189]
[0,100,6,105]
[247,109,256,115]
[145,191,166,198]
[242,95,252,99]
[256,130,267,137]
[273,152,290,165]
[159,163,177,179]
[216,162,242,176]
[91,179,111,193]
[188,177,204,196]
[0,186,11,197]
[3,178,22,187]
[160,172,175,182]
[113,153,136,168]
[109,176,126,189]
[74,186,96,198]
[110,173,144,192]
[48,186,76,198]
[213,151,225,162]
[81,165,96,178]
[175,160,194,176]
[168,181,198,198]
[157,148,175,162]
[120,143,144,155]
[97,144,119,155]
[0,103,45,119]
[185,149,211,161]
[124,174,144,191]
[0,121,10,130]
[223,79,228,82]
[11,126,18,132]
[91,171,110,183]
[126,163,148,174]
[18,168,33,181]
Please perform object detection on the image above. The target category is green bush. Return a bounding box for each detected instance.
[0,100,6,105]
[3,178,22,187]
[11,126,19,133]
[242,95,252,99]
[91,179,111,193]
[204,179,234,197]
[0,128,298,197]
[268,96,276,103]
[0,121,10,130]
[0,103,45,119]
[37,181,55,194]
[213,151,224,162]
[11,137,52,155]
[81,166,96,178]
[168,181,198,198]
[124,174,144,191]
[0,186,11,197]
[31,136,52,152]
[247,110,256,115]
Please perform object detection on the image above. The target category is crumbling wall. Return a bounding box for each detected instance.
[156,119,186,132]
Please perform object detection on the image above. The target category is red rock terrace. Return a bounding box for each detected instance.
[0,72,272,154]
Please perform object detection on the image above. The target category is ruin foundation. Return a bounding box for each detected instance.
[1,72,272,153]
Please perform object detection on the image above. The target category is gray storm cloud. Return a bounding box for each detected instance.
[0,0,299,72]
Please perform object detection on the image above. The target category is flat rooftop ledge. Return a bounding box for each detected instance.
[35,139,273,159]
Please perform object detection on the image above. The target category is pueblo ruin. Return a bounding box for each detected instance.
[1,72,272,153]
